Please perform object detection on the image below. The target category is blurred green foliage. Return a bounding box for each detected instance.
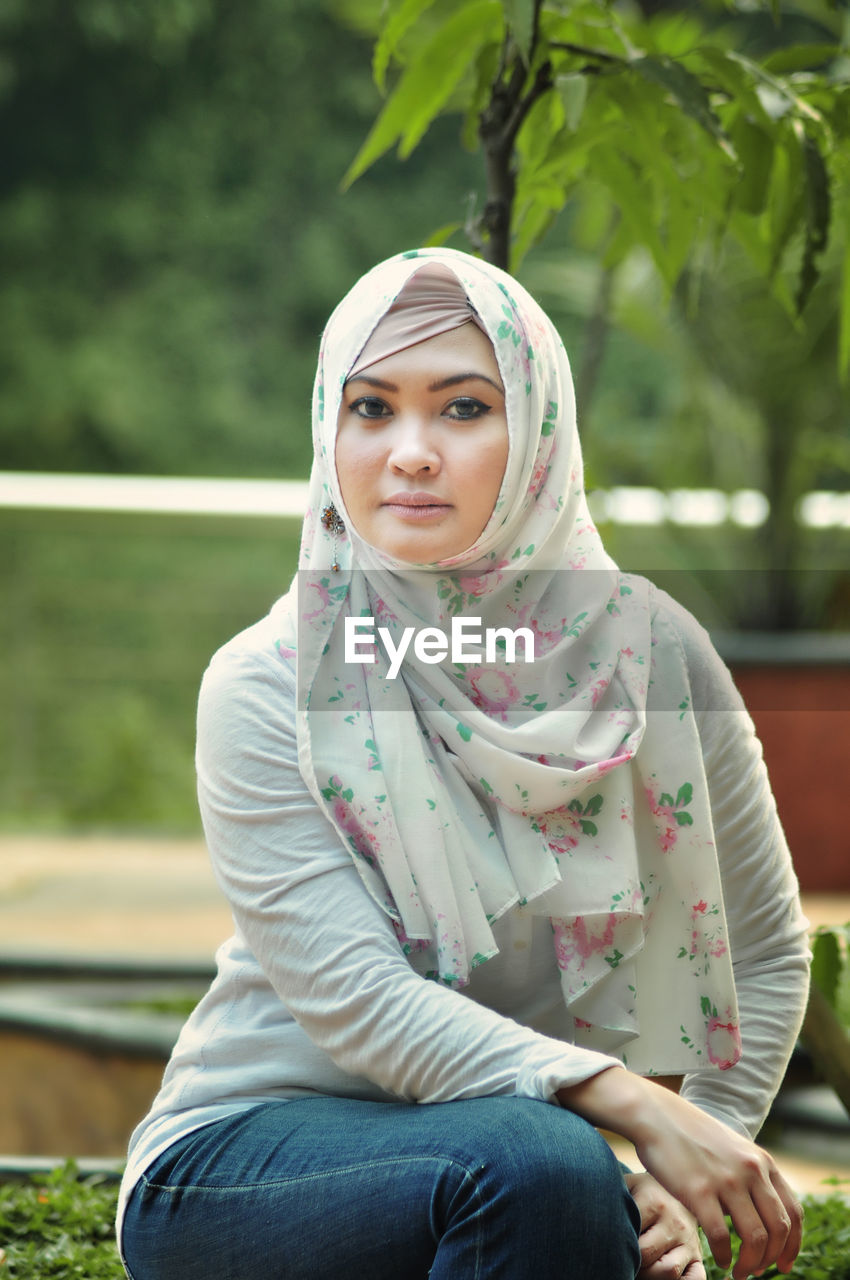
[0,0,484,478]
[0,508,300,831]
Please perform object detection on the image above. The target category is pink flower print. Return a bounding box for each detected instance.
[708,938,728,958]
[536,811,580,857]
[528,456,549,499]
[644,781,694,852]
[693,900,708,914]
[575,1017,592,1030]
[275,643,296,660]
[706,1013,742,1070]
[596,752,631,779]
[537,488,562,513]
[467,669,520,719]
[590,677,609,708]
[552,913,618,972]
[373,596,398,628]
[458,571,496,599]
[302,579,332,621]
[514,604,563,657]
[332,797,356,833]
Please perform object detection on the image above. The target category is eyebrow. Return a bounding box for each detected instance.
[346,372,505,395]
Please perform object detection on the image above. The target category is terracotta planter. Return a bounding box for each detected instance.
[717,632,850,895]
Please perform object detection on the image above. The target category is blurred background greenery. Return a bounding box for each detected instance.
[0,0,848,832]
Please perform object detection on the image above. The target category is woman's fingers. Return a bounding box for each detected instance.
[770,1169,804,1274]
[696,1200,733,1272]
[641,1244,707,1279]
[706,1154,802,1280]
[624,1170,705,1279]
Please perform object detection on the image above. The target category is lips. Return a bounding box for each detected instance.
[381,491,452,522]
[382,491,451,508]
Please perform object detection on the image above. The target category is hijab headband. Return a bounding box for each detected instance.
[348,263,489,380]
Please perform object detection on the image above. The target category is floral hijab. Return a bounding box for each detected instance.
[279,247,740,1076]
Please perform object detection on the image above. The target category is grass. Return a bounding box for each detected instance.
[0,1164,123,1279]
[0,1163,848,1278]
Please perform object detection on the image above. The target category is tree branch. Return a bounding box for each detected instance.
[475,0,553,269]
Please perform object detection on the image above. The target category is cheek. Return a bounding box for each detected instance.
[475,428,509,495]
[335,430,377,502]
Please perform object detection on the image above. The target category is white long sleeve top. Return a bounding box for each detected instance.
[117,592,810,1239]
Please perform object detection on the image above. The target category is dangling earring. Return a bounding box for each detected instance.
[321,503,345,572]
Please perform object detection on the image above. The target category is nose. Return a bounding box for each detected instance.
[387,412,441,476]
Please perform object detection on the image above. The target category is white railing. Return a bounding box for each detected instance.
[0,472,848,527]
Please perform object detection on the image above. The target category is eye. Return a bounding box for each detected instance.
[444,397,491,421]
[350,395,391,420]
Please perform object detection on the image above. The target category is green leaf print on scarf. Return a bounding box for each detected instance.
[567,793,603,837]
[659,781,694,826]
[497,304,522,347]
[565,611,589,638]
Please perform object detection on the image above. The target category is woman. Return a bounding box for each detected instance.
[119,248,810,1280]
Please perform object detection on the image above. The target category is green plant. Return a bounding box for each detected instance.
[0,1162,123,1279]
[812,925,850,1033]
[344,0,850,362]
[804,923,850,1120]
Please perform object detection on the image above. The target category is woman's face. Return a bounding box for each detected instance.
[335,323,508,564]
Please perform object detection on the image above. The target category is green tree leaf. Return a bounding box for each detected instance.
[343,0,503,188]
[811,928,841,1008]
[373,0,440,94]
[762,43,842,76]
[501,0,534,64]
[729,115,775,216]
[630,55,731,156]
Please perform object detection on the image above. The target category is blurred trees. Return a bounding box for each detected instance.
[0,0,482,477]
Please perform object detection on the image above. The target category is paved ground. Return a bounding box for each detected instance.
[2,834,849,1196]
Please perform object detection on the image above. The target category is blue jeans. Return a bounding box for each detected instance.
[121,1095,641,1279]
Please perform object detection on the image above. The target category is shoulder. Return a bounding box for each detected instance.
[199,592,298,732]
[205,592,296,682]
[624,574,747,718]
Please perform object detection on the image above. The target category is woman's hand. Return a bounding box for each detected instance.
[559,1068,803,1280]
[624,1171,706,1279]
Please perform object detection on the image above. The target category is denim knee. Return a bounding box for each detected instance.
[435,1097,641,1276]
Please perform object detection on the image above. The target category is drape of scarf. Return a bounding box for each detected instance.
[277,247,740,1076]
